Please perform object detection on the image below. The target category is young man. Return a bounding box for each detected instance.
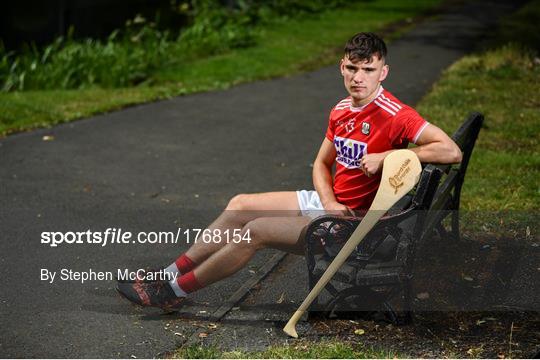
[116,32,462,310]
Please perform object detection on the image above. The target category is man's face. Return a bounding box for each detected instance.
[340,54,388,106]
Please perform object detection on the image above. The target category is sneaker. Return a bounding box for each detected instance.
[116,280,185,311]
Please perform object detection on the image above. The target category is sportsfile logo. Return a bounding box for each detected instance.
[333,136,367,169]
[389,158,411,194]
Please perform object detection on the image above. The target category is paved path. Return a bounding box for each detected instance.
[0,0,528,357]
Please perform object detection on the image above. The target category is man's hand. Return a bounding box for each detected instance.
[323,201,352,216]
[360,151,390,177]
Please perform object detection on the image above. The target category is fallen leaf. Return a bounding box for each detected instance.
[208,323,218,329]
[354,329,365,335]
[174,332,182,336]
[463,275,474,281]
[198,332,208,338]
[276,292,285,304]
[416,292,430,300]
[42,135,54,141]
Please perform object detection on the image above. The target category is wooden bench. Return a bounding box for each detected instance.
[304,112,484,323]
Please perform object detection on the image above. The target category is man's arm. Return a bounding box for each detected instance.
[409,124,462,163]
[360,124,462,176]
[312,138,350,213]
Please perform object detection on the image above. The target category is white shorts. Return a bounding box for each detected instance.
[296,190,325,219]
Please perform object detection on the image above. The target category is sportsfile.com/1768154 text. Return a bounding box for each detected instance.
[40,228,252,247]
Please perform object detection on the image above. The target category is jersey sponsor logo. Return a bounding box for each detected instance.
[333,136,367,169]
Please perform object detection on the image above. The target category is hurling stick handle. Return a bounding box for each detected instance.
[283,210,383,338]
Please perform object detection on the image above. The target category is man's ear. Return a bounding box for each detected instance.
[379,64,389,82]
[340,58,345,75]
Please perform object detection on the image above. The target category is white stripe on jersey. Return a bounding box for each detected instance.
[334,98,351,110]
[380,94,402,110]
[374,100,397,116]
[377,98,400,112]
[413,122,430,143]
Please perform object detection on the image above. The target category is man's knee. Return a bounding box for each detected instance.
[226,193,253,211]
[239,218,268,251]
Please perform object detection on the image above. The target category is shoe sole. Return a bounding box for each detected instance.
[115,284,183,312]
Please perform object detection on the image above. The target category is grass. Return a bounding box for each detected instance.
[0,0,442,136]
[416,44,539,211]
[173,341,395,359]
[415,0,540,211]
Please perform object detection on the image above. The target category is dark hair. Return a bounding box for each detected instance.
[344,32,387,63]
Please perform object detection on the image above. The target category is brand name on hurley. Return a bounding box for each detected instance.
[388,158,411,194]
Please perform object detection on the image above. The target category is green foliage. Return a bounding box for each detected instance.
[178,0,257,53]
[0,0,358,92]
[252,0,358,21]
[0,20,172,91]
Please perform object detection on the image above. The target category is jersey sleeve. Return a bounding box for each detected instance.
[325,110,335,142]
[388,108,429,147]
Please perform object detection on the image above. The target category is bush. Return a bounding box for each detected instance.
[176,0,256,56]
[1,20,172,91]
[0,0,356,91]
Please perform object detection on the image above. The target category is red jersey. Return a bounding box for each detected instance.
[325,87,428,209]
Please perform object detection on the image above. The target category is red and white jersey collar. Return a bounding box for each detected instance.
[349,85,384,112]
[348,85,385,112]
